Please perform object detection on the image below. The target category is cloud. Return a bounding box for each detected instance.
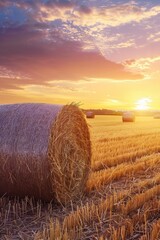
[74,4,160,27]
[148,31,160,42]
[125,56,160,71]
[1,1,160,55]
[0,1,146,92]
[0,0,75,27]
[0,24,143,91]
[35,2,160,28]
[109,39,135,49]
[0,0,74,8]
[1,1,160,29]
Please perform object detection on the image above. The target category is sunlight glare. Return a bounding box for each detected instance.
[135,98,152,110]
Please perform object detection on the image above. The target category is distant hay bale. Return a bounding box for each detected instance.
[0,103,91,204]
[86,111,95,119]
[154,114,160,119]
[122,111,135,122]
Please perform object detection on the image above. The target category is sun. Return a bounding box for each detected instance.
[135,98,152,110]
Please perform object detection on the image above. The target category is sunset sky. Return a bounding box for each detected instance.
[0,0,160,110]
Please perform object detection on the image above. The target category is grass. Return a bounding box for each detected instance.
[1,115,160,239]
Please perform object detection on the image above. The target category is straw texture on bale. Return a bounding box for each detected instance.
[0,103,91,204]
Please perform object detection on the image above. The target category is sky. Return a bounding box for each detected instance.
[0,0,160,110]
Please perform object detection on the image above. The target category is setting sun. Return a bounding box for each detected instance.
[135,98,152,110]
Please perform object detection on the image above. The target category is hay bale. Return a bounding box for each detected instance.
[0,103,91,204]
[122,111,135,122]
[86,111,95,119]
[154,114,160,119]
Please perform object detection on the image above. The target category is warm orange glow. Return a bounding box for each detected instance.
[135,98,152,110]
[0,1,160,110]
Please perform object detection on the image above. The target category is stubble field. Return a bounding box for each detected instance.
[1,115,160,240]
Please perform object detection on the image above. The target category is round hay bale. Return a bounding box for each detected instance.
[154,114,160,119]
[122,111,135,122]
[86,111,95,119]
[0,103,91,204]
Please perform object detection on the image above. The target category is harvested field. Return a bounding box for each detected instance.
[1,115,160,239]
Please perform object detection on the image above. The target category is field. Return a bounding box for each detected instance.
[1,115,160,239]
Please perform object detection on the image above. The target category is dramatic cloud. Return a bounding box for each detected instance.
[36,2,160,27]
[0,24,143,91]
[0,0,159,108]
[2,1,160,28]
